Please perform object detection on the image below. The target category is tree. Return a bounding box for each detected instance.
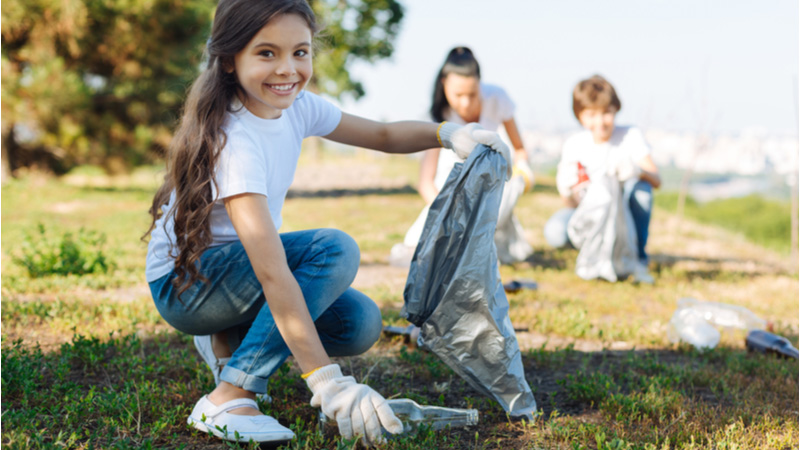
[309,0,404,100]
[2,0,215,176]
[1,0,404,177]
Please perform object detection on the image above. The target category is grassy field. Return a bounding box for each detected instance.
[2,154,798,449]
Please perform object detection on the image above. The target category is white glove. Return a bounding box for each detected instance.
[306,364,403,446]
[438,122,513,179]
[512,158,535,192]
[613,157,642,182]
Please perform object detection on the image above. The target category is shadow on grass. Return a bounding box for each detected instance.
[4,329,798,449]
[522,247,574,270]
[2,330,323,449]
[531,183,559,196]
[286,185,417,199]
[650,252,793,278]
[77,185,158,195]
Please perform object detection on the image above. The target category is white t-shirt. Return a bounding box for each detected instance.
[434,82,515,189]
[145,91,342,282]
[555,126,651,198]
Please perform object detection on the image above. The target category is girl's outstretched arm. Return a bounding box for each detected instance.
[324,112,440,154]
[225,193,331,374]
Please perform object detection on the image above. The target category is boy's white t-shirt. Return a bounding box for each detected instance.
[555,126,651,198]
[434,82,515,189]
[145,91,342,282]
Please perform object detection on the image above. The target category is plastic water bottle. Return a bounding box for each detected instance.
[319,398,478,436]
[387,398,478,433]
[746,330,799,359]
[382,324,421,347]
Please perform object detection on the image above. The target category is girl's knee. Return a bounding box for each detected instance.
[316,228,360,279]
[350,300,382,354]
[322,296,382,356]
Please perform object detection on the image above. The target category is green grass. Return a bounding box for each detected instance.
[2,157,798,449]
[2,168,158,294]
[654,192,794,253]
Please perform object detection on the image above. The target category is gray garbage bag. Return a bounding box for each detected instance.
[566,173,638,281]
[402,145,537,420]
[494,175,533,265]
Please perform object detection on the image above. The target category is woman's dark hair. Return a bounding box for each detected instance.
[430,46,480,122]
[144,0,318,296]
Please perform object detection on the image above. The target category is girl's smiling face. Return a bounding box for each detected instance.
[232,13,313,119]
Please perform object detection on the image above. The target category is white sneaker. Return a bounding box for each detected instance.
[632,263,655,285]
[193,335,272,403]
[188,395,294,443]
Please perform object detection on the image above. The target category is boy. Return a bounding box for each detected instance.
[544,75,660,281]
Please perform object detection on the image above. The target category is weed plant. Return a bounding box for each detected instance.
[13,224,111,277]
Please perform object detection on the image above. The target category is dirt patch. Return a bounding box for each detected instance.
[289,158,413,194]
[650,215,793,275]
[353,263,409,291]
[47,200,91,214]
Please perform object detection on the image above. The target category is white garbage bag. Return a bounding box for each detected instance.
[566,173,638,281]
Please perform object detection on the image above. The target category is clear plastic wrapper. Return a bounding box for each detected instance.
[667,297,767,351]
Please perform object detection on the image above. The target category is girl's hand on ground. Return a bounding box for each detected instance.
[306,364,403,446]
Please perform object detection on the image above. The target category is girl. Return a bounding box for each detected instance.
[144,0,511,446]
[397,47,534,266]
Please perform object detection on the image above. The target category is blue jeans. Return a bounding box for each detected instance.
[148,228,383,393]
[543,180,653,262]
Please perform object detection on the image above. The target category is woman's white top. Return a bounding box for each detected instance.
[434,82,516,189]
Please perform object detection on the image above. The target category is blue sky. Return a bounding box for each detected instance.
[337,0,799,136]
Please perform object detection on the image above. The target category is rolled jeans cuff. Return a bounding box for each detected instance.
[219,364,268,394]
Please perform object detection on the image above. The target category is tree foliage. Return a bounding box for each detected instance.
[1,0,404,176]
[2,0,215,174]
[310,0,404,99]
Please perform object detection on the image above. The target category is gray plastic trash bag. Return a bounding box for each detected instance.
[566,173,638,281]
[402,145,537,420]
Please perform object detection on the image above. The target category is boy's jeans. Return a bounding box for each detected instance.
[149,228,382,393]
[543,179,653,262]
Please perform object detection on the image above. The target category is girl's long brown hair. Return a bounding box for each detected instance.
[145,0,318,295]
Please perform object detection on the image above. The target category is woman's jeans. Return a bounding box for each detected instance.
[148,228,382,394]
[543,180,653,262]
